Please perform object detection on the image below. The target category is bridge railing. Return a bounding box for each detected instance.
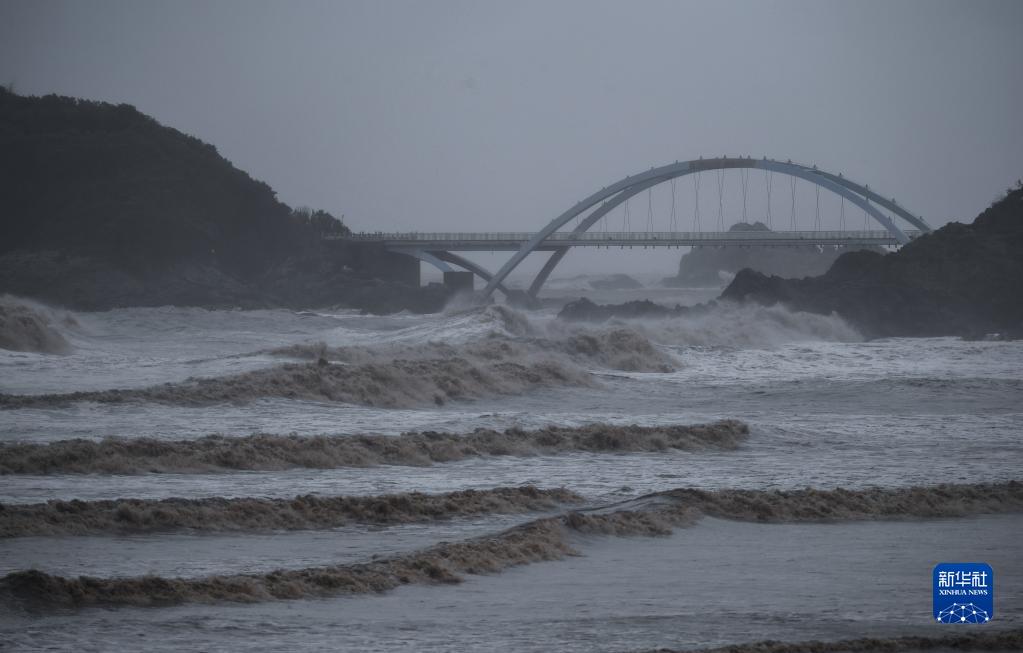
[344,229,921,242]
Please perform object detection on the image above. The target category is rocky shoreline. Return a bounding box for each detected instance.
[560,188,1023,339]
[0,249,452,314]
[721,187,1023,338]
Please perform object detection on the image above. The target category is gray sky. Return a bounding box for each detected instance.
[2,0,1022,279]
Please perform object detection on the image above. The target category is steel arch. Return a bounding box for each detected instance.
[481,157,930,298]
[527,176,664,296]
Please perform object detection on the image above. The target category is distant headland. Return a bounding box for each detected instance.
[0,88,448,313]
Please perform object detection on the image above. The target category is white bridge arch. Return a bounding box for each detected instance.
[481,157,929,299]
[351,157,932,300]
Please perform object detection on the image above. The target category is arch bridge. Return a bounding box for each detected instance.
[343,157,931,300]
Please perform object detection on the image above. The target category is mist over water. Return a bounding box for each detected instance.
[1,286,1021,651]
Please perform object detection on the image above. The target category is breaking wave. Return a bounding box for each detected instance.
[465,301,860,356]
[557,299,862,348]
[648,629,1023,653]
[470,304,536,338]
[0,486,583,537]
[556,330,677,372]
[0,300,860,411]
[653,481,1023,522]
[0,296,73,354]
[0,420,749,474]
[2,481,1018,608]
[644,301,862,348]
[0,307,681,409]
[0,509,699,607]
[0,356,596,410]
[271,327,675,374]
[9,480,1012,538]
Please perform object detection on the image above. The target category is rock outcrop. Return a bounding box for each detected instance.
[663,222,882,287]
[722,187,1023,338]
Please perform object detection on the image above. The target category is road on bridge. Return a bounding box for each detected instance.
[338,229,920,250]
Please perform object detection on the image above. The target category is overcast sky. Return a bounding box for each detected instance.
[2,0,1021,279]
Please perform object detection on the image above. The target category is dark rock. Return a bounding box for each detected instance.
[558,297,713,322]
[588,274,643,290]
[662,222,884,288]
[721,188,1023,338]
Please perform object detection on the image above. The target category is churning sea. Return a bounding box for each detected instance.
[1,281,1020,652]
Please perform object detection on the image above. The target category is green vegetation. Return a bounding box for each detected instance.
[0,87,347,278]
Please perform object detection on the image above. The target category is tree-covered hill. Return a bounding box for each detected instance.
[0,89,449,312]
[0,87,347,277]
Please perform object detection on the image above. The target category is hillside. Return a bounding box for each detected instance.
[721,186,1023,338]
[0,89,442,312]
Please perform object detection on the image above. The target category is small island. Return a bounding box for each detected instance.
[662,221,882,287]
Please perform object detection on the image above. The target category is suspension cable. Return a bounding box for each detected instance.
[716,169,725,231]
[814,185,821,232]
[839,196,846,231]
[789,176,797,231]
[623,197,631,231]
[765,171,773,229]
[740,168,750,224]
[670,178,677,231]
[646,187,654,231]
[693,172,702,232]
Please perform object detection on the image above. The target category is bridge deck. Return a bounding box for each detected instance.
[338,230,921,251]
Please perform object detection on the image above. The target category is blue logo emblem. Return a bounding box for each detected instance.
[933,563,993,623]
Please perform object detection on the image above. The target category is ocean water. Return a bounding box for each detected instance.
[1,286,1021,652]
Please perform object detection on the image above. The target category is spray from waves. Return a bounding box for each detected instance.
[462,304,536,338]
[0,486,583,537]
[626,301,863,348]
[0,303,677,408]
[0,296,74,354]
[459,301,858,350]
[3,481,1019,608]
[0,509,699,608]
[556,330,676,371]
[0,420,749,475]
[642,629,1023,653]
[556,298,862,348]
